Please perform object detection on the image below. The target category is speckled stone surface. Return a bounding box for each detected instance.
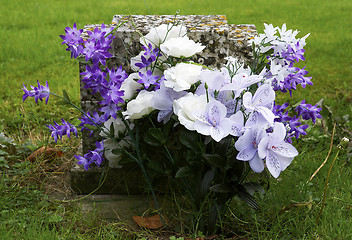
[73,15,257,194]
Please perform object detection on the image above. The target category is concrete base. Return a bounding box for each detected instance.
[76,194,156,222]
[70,164,146,195]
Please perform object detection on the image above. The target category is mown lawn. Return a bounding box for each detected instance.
[0,0,351,239]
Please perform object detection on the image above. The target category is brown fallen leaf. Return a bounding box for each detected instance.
[26,146,63,162]
[132,214,163,229]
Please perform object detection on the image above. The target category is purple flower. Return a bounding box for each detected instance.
[99,87,125,106]
[99,102,121,121]
[22,80,50,104]
[107,66,128,86]
[273,102,292,122]
[60,23,83,46]
[81,24,115,65]
[295,100,322,124]
[75,141,105,170]
[87,27,106,43]
[99,77,125,106]
[138,70,160,89]
[135,43,161,69]
[82,39,113,66]
[46,123,60,143]
[280,42,305,63]
[80,64,108,94]
[271,65,312,95]
[273,102,310,142]
[78,111,102,135]
[286,116,309,142]
[60,23,84,58]
[75,154,93,171]
[46,119,78,143]
[100,23,115,37]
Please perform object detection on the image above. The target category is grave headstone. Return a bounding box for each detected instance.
[71,15,257,194]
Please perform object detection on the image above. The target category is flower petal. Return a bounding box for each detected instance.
[257,136,269,159]
[256,106,276,125]
[194,120,211,136]
[252,84,275,107]
[271,142,298,158]
[266,152,282,178]
[210,126,226,142]
[235,129,252,151]
[237,147,256,161]
[249,154,265,173]
[277,155,294,171]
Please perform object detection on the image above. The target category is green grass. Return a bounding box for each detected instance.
[1,0,352,239]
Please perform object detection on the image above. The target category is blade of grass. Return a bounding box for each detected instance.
[307,123,336,183]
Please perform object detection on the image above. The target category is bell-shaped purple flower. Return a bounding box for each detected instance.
[46,119,78,143]
[22,80,50,104]
[295,100,322,124]
[75,141,105,170]
[138,70,160,89]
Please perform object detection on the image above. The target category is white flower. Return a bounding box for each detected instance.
[173,93,208,131]
[243,84,276,124]
[140,24,187,47]
[100,118,132,168]
[130,51,145,72]
[263,23,278,41]
[103,138,130,168]
[257,122,299,178]
[120,73,143,101]
[220,72,263,99]
[160,36,205,58]
[122,90,155,120]
[200,69,228,91]
[100,117,126,138]
[164,63,202,92]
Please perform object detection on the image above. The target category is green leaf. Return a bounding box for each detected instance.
[195,169,214,208]
[0,150,9,156]
[203,154,226,170]
[147,161,164,174]
[208,203,221,235]
[48,214,64,223]
[179,130,198,150]
[175,166,193,178]
[234,184,260,211]
[209,183,233,193]
[242,182,265,195]
[144,128,164,146]
[62,90,71,102]
[0,156,9,169]
[111,148,121,155]
[83,124,99,131]
[200,169,214,197]
[109,122,115,138]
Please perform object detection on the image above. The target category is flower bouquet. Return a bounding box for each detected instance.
[22,19,321,234]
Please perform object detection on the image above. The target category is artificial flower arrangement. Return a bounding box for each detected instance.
[22,19,322,234]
